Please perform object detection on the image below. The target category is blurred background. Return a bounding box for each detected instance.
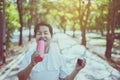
[0,0,120,80]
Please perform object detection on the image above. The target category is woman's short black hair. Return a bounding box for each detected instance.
[35,22,53,36]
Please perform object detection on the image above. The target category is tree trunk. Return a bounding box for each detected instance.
[72,23,76,37]
[80,0,91,46]
[63,27,66,34]
[105,0,118,59]
[105,34,114,59]
[0,0,6,58]
[81,26,86,46]
[100,28,104,36]
[28,18,32,41]
[17,0,23,46]
[6,29,11,50]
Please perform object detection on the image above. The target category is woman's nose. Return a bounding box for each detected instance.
[41,33,45,38]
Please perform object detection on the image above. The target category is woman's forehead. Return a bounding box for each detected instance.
[38,26,49,31]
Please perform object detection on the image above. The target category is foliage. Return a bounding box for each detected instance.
[6,0,112,35]
[6,0,20,49]
[105,0,120,59]
[7,0,112,32]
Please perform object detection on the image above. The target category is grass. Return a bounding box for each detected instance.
[115,29,120,33]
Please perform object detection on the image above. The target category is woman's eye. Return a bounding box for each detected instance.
[44,31,49,34]
[45,32,48,34]
[36,32,41,35]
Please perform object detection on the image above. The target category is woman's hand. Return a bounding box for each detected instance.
[75,58,86,72]
[30,51,40,66]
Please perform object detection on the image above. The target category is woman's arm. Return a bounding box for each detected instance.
[17,52,39,80]
[60,59,86,80]
[17,63,34,80]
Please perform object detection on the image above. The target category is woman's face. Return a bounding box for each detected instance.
[36,26,52,50]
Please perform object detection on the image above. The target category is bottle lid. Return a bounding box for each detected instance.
[39,37,44,40]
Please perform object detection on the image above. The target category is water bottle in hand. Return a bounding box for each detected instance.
[35,38,45,62]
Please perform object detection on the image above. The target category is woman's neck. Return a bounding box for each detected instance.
[45,46,49,54]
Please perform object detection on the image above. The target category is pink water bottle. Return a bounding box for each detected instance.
[35,38,45,62]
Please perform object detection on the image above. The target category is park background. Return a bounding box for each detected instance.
[0,0,120,80]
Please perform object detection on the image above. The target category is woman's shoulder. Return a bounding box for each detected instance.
[24,48,35,57]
